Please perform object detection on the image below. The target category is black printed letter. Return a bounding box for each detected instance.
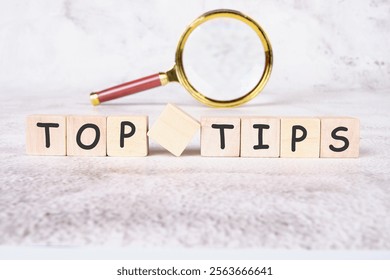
[36,122,59,148]
[291,125,307,152]
[253,124,270,150]
[211,124,234,149]
[76,124,100,150]
[120,121,136,148]
[329,126,349,152]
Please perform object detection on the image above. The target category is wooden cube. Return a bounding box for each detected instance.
[201,117,241,157]
[147,104,200,156]
[241,117,280,157]
[280,118,320,158]
[26,115,66,156]
[67,116,107,156]
[320,117,360,158]
[107,116,148,157]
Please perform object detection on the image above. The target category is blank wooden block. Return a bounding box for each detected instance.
[26,115,66,156]
[320,117,360,158]
[241,117,280,157]
[107,116,148,157]
[201,117,241,157]
[67,116,107,156]
[147,104,200,156]
[280,118,320,158]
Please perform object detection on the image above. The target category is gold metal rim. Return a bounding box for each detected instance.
[173,9,273,108]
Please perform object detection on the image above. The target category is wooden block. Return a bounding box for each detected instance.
[147,104,200,156]
[201,117,241,157]
[107,116,148,157]
[240,117,280,157]
[26,115,66,156]
[320,117,360,158]
[280,118,320,158]
[67,116,107,156]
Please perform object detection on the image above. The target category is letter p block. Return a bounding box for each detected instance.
[107,116,148,157]
[280,118,320,158]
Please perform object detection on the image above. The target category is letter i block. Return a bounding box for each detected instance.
[241,117,280,157]
[67,116,107,156]
[280,118,320,158]
[201,117,241,157]
[107,116,148,157]
[147,104,200,156]
[26,115,66,155]
[320,117,360,158]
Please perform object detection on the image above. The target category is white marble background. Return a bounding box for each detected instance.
[0,0,389,95]
[1,0,390,254]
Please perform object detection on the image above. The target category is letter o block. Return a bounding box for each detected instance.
[67,116,107,156]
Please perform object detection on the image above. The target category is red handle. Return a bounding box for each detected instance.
[90,73,163,105]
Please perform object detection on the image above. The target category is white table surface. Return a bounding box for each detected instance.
[1,86,390,256]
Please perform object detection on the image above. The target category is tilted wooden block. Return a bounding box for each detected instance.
[107,116,148,157]
[320,117,360,158]
[147,104,200,156]
[241,117,280,158]
[280,118,320,158]
[26,115,66,156]
[67,116,107,156]
[201,117,241,157]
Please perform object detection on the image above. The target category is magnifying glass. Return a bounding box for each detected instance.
[90,9,273,108]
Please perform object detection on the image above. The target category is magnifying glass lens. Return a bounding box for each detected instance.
[182,18,265,101]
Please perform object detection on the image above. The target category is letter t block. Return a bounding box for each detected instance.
[26,115,66,156]
[201,117,241,157]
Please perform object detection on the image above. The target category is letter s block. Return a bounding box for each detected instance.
[67,116,107,156]
[201,117,241,157]
[280,118,320,158]
[26,115,66,156]
[320,117,360,158]
[107,116,148,157]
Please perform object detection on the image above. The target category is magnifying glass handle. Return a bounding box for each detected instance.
[90,73,167,105]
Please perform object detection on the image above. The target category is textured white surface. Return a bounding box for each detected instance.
[1,89,390,250]
[0,0,390,252]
